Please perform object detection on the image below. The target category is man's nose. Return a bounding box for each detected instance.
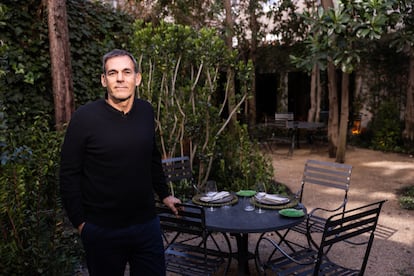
[116,72,124,81]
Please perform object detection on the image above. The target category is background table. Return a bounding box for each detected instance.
[204,197,306,275]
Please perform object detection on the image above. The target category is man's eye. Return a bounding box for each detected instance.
[107,72,116,76]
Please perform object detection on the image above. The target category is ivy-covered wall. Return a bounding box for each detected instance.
[0,1,135,274]
[0,0,134,131]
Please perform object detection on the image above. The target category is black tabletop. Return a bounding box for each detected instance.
[204,198,306,233]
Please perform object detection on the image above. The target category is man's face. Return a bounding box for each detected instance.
[101,55,141,103]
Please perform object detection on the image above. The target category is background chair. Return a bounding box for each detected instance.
[162,156,196,201]
[276,159,353,251]
[255,200,386,276]
[161,156,197,248]
[156,202,232,276]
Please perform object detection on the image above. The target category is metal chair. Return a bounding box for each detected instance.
[156,202,232,276]
[255,200,386,276]
[276,159,353,251]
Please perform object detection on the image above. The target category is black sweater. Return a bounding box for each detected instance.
[59,98,170,228]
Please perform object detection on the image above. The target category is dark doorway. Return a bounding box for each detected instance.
[256,73,278,123]
[288,72,310,121]
[255,72,311,123]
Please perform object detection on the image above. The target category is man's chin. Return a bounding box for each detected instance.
[113,95,132,102]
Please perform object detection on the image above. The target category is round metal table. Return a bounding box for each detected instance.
[204,196,306,275]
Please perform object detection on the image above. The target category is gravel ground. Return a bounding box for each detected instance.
[260,145,414,276]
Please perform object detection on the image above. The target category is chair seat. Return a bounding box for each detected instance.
[291,215,326,235]
[265,248,359,276]
[157,202,232,276]
[165,243,227,276]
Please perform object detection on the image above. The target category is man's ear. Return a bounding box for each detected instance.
[101,74,107,87]
[135,72,142,86]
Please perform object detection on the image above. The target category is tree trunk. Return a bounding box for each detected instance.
[321,0,334,9]
[224,0,237,127]
[247,69,256,125]
[316,68,322,122]
[47,0,74,131]
[403,48,414,142]
[327,62,339,157]
[248,0,258,126]
[308,64,318,122]
[278,72,289,112]
[321,0,338,158]
[336,72,350,163]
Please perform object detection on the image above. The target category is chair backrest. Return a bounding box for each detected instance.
[156,202,206,240]
[315,200,386,275]
[162,156,193,184]
[299,159,352,212]
[274,112,294,128]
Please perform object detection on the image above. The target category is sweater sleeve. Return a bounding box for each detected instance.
[151,136,170,200]
[59,111,86,228]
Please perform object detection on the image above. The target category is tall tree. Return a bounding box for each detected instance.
[247,0,260,126]
[243,0,269,126]
[47,0,74,130]
[406,51,414,142]
[295,0,394,162]
[224,0,237,127]
[390,0,414,144]
[320,0,340,158]
[308,64,322,122]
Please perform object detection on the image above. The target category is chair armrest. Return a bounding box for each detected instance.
[306,201,347,230]
[307,200,346,217]
[305,202,348,249]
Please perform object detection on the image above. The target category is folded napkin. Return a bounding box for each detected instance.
[200,191,230,202]
[259,194,290,204]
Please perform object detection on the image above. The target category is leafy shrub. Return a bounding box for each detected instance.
[131,21,274,192]
[212,125,276,192]
[368,101,403,152]
[0,115,82,275]
[398,185,414,210]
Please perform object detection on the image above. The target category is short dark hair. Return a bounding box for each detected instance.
[102,49,138,74]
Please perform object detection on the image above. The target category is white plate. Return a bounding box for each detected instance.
[255,194,290,205]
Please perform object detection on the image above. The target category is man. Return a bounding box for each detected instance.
[59,49,181,275]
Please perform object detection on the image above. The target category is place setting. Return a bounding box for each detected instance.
[250,184,303,216]
[192,180,238,210]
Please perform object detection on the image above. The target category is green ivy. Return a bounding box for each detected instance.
[0,0,134,131]
[67,0,134,105]
[0,1,133,273]
[0,115,82,275]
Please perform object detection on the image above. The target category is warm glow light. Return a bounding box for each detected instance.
[351,119,361,135]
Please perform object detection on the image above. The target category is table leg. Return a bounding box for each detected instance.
[289,128,297,156]
[233,233,251,275]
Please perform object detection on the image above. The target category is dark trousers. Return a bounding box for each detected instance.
[80,217,165,276]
